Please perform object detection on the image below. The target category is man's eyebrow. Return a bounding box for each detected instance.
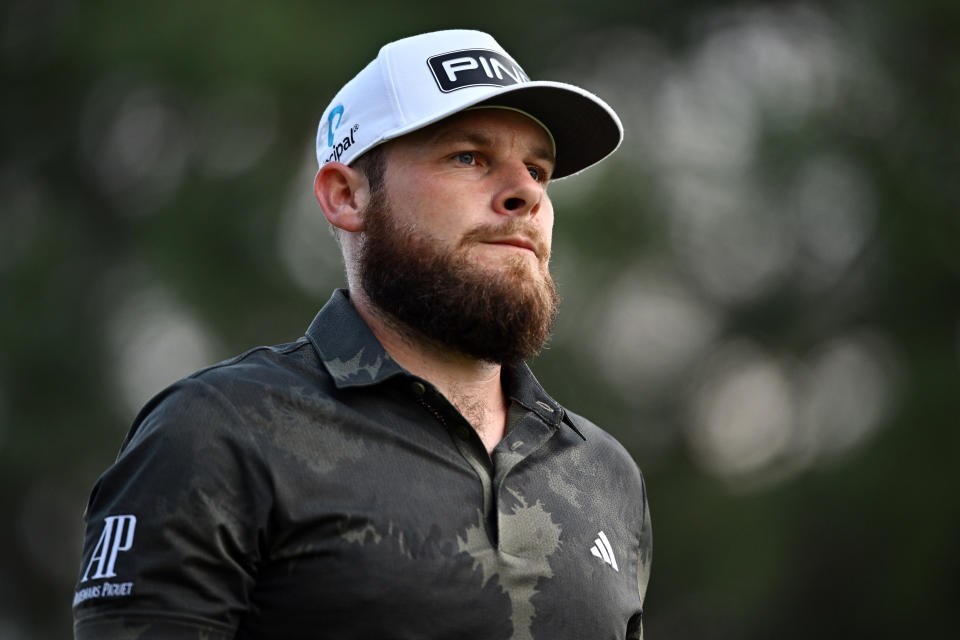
[428,128,491,148]
[428,128,556,166]
[529,144,557,166]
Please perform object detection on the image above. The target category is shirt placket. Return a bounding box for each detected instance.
[406,377,561,549]
[490,411,558,554]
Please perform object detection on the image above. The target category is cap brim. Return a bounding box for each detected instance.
[474,81,623,179]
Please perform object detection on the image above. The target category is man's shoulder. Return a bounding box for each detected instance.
[562,407,644,478]
[120,337,331,450]
[190,337,320,386]
[562,407,627,449]
[175,336,335,404]
[163,337,322,406]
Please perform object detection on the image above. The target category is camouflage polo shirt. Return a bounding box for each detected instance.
[73,289,652,639]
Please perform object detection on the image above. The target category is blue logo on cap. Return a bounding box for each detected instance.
[323,105,359,164]
[327,105,344,147]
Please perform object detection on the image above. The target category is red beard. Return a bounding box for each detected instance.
[357,192,560,365]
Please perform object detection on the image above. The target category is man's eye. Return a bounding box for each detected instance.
[527,165,546,182]
[456,152,476,165]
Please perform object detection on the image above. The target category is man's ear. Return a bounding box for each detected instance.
[314,162,369,233]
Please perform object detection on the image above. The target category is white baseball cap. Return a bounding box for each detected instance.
[316,29,622,180]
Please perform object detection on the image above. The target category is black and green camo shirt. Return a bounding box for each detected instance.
[73,289,652,639]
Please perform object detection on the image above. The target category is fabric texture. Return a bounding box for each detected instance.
[73,289,651,639]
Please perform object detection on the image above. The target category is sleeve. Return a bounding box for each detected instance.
[627,470,652,640]
[637,473,652,603]
[72,377,272,639]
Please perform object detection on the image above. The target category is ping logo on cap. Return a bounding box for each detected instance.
[427,48,529,93]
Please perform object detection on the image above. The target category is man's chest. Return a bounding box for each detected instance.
[242,400,641,639]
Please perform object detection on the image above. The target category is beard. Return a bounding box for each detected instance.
[356,190,560,365]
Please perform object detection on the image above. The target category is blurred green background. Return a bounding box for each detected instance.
[2,0,959,638]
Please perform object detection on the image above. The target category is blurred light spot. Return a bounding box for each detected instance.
[276,149,345,294]
[698,6,844,124]
[82,78,190,215]
[651,6,847,179]
[666,174,794,303]
[654,72,757,175]
[793,154,876,288]
[109,286,218,416]
[0,171,42,272]
[687,331,900,486]
[195,86,278,177]
[590,266,719,401]
[795,330,899,460]
[559,7,890,308]
[690,340,794,478]
[16,481,86,586]
[654,7,853,305]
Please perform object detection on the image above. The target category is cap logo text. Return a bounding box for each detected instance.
[427,49,529,93]
[323,103,359,164]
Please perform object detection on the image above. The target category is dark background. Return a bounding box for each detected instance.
[2,1,958,638]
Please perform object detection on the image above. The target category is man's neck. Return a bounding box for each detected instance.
[349,288,508,453]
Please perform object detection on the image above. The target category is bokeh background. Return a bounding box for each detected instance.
[2,0,959,638]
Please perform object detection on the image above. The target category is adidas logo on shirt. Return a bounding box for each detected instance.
[589,530,619,571]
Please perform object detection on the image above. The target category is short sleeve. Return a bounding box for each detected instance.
[72,378,272,639]
[627,472,652,640]
[637,473,652,602]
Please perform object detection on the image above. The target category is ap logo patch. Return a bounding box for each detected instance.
[75,514,138,606]
[81,514,137,582]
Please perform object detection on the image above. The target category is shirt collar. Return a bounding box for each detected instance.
[306,288,586,440]
[306,289,406,388]
[503,363,586,440]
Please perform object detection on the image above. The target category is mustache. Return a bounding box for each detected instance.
[458,219,550,260]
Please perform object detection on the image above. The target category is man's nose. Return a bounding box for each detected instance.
[492,163,544,217]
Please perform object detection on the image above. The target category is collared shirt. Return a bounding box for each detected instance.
[73,290,651,639]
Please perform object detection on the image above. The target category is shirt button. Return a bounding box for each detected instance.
[411,381,426,396]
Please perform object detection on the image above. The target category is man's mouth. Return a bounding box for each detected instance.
[460,220,548,262]
[482,236,539,256]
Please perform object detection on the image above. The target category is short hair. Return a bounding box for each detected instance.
[352,144,387,201]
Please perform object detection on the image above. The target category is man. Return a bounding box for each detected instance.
[73,29,652,639]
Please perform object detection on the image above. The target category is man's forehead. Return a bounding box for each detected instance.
[411,108,556,161]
